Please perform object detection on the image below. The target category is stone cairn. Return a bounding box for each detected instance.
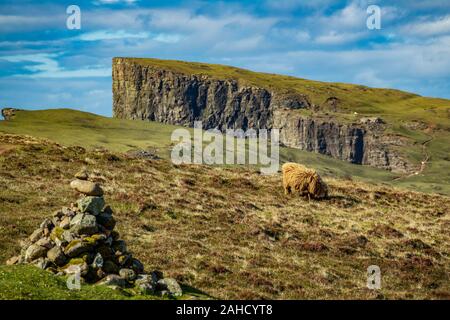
[7,169,182,297]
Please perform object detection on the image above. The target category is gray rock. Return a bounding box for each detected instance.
[156,278,182,297]
[64,239,94,258]
[25,244,48,262]
[77,196,105,215]
[6,256,20,265]
[119,268,136,282]
[130,258,144,274]
[29,228,43,243]
[70,213,98,235]
[35,237,54,249]
[112,240,127,255]
[96,212,116,230]
[75,169,89,180]
[59,216,71,229]
[70,179,104,196]
[92,253,104,269]
[47,246,67,266]
[33,257,52,269]
[103,260,120,274]
[40,218,53,230]
[95,274,127,288]
[135,274,155,295]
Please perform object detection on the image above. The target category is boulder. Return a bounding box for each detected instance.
[70,213,98,235]
[156,278,182,297]
[70,179,103,196]
[25,244,48,262]
[135,274,155,295]
[95,274,127,288]
[29,228,43,243]
[96,212,116,230]
[77,196,105,216]
[47,246,67,266]
[64,239,94,258]
[103,260,120,274]
[6,256,19,265]
[119,268,136,282]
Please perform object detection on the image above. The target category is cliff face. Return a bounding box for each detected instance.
[113,58,410,172]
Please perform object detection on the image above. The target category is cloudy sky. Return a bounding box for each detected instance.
[1,0,450,116]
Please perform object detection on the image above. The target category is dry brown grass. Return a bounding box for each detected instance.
[0,133,449,299]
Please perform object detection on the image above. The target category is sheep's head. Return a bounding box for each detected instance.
[309,173,328,199]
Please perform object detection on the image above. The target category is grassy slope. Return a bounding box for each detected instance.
[0,134,448,299]
[1,109,448,195]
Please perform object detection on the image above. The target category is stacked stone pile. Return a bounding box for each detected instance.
[6,169,182,297]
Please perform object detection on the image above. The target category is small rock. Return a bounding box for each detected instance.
[35,237,54,249]
[77,196,105,216]
[75,169,89,180]
[156,278,182,297]
[6,256,19,265]
[96,212,116,230]
[130,258,144,274]
[33,257,52,270]
[29,228,43,243]
[119,268,136,282]
[40,218,53,230]
[63,261,89,276]
[60,216,71,229]
[47,246,67,266]
[92,253,104,269]
[103,260,120,274]
[96,274,127,288]
[117,254,131,266]
[70,213,98,235]
[112,240,127,255]
[25,244,48,262]
[70,179,104,196]
[64,239,94,258]
[135,274,155,295]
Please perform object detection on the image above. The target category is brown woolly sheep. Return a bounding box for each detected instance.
[282,162,328,200]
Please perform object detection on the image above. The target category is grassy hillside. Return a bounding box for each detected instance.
[1,109,448,195]
[0,133,448,299]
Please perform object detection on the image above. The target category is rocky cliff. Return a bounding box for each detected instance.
[112,58,411,172]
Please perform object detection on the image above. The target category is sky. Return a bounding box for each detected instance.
[1,0,450,116]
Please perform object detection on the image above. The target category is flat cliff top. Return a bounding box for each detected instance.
[115,57,450,129]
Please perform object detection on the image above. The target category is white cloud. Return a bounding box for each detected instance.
[315,31,364,45]
[402,15,450,36]
[0,53,110,78]
[78,30,150,41]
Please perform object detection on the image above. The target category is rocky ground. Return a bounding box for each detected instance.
[0,133,449,299]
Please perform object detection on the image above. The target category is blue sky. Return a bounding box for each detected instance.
[1,0,450,116]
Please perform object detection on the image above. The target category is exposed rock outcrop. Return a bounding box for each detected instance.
[1,108,19,120]
[112,58,412,172]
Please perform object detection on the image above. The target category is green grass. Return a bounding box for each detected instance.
[0,108,448,195]
[0,265,145,300]
[0,265,207,300]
